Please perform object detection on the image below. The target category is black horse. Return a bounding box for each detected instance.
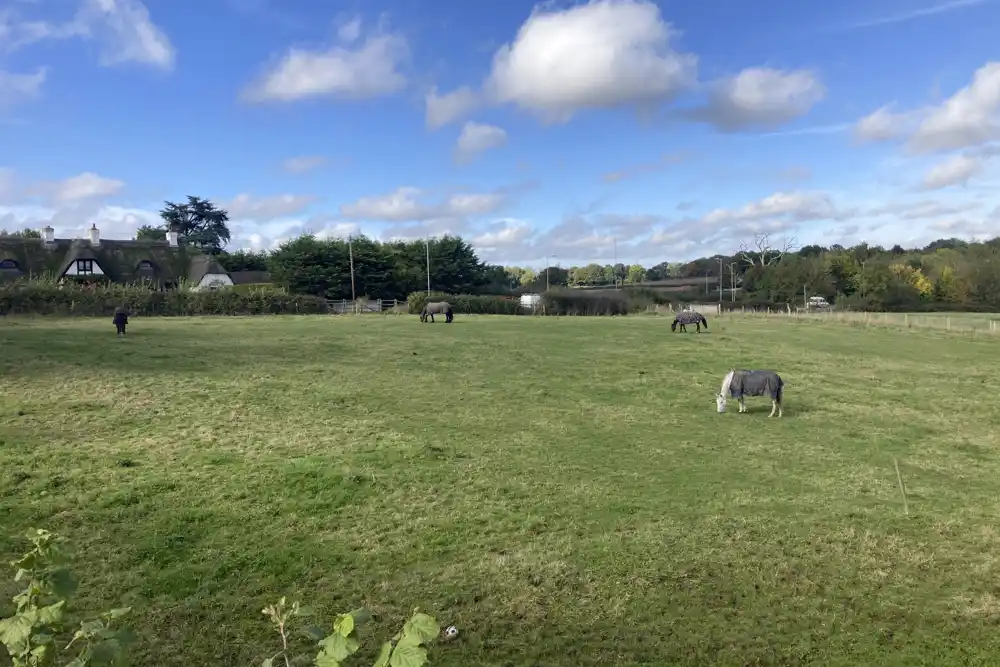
[112,305,129,337]
[671,309,708,332]
[420,301,454,323]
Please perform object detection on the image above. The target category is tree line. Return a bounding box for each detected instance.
[5,198,1000,310]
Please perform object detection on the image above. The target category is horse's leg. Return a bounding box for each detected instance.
[738,398,746,413]
[769,400,777,417]
[430,313,435,323]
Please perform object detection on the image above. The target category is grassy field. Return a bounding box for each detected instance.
[3,314,1000,667]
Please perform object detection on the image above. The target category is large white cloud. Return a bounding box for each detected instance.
[855,61,1000,153]
[424,0,821,133]
[243,19,408,102]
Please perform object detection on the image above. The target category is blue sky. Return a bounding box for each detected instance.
[1,0,999,267]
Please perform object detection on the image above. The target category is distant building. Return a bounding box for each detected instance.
[0,225,268,290]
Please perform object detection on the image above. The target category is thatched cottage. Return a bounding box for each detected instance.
[0,225,267,290]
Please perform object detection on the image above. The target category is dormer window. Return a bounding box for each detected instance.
[76,259,94,275]
[137,260,155,271]
[0,259,17,269]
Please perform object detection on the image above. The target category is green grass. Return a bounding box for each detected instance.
[3,314,1000,667]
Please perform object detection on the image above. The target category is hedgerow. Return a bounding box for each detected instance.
[0,282,328,316]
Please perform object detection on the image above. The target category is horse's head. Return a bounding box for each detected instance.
[716,393,727,413]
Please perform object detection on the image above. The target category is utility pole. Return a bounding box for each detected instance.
[718,256,723,303]
[730,263,737,303]
[545,255,550,291]
[425,237,431,294]
[613,238,619,290]
[348,235,356,305]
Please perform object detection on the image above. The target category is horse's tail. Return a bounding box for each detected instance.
[671,319,678,331]
[701,314,708,328]
[775,377,784,404]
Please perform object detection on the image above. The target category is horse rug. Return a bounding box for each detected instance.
[729,370,783,400]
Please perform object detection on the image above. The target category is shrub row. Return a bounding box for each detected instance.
[406,291,524,315]
[0,282,329,316]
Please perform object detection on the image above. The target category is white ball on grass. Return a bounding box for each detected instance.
[443,625,459,639]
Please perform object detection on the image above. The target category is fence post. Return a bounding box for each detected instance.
[946,316,951,331]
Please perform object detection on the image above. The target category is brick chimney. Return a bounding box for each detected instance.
[88,224,100,245]
[167,226,178,247]
[42,226,54,243]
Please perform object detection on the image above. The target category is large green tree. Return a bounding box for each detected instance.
[158,196,232,254]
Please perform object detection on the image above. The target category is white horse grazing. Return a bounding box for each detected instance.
[716,369,784,417]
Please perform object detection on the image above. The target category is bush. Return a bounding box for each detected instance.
[0,282,328,316]
[541,288,642,315]
[406,291,523,315]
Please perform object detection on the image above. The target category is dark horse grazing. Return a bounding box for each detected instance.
[420,301,454,323]
[671,309,708,332]
[717,369,784,417]
[112,305,129,337]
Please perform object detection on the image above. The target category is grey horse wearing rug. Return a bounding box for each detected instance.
[420,301,454,323]
[717,369,784,417]
[671,309,708,333]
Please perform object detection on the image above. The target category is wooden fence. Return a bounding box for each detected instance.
[720,308,1000,335]
[324,298,407,314]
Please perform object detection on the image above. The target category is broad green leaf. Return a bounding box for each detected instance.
[401,613,439,644]
[315,632,360,665]
[372,641,393,667]
[37,600,65,625]
[332,613,354,638]
[0,614,33,649]
[388,641,428,667]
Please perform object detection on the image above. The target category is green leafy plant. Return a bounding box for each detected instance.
[261,598,439,667]
[0,529,133,667]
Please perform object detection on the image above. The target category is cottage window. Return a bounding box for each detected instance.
[76,259,94,274]
[0,259,17,269]
[137,260,154,270]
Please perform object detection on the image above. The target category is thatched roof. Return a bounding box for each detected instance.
[0,236,202,285]
[186,254,230,284]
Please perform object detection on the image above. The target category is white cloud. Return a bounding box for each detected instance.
[425,86,480,129]
[854,105,915,143]
[339,187,507,221]
[78,0,175,70]
[282,155,327,173]
[337,16,362,43]
[24,172,125,203]
[910,62,1000,152]
[854,61,1000,153]
[484,0,697,122]
[243,28,408,102]
[687,68,826,131]
[0,202,160,240]
[921,153,984,189]
[472,219,532,248]
[0,68,47,107]
[0,0,174,70]
[224,193,316,220]
[454,121,507,164]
